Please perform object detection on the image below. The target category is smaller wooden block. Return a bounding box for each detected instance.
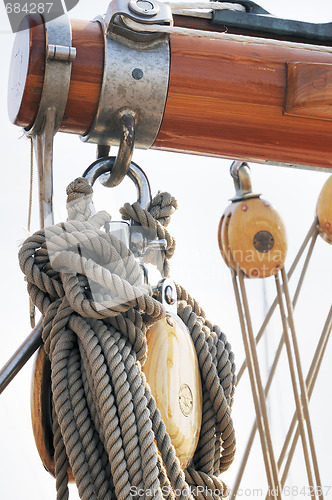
[285,62,332,121]
[317,175,332,244]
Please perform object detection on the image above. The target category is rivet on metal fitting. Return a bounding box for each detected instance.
[132,68,143,80]
[129,0,160,16]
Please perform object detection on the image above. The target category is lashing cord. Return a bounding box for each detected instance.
[18,177,236,500]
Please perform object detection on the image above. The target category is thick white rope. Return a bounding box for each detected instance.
[165,1,245,9]
[164,1,245,19]
[166,2,245,12]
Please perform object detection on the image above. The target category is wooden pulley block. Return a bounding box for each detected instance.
[142,311,202,469]
[218,163,287,278]
[316,175,332,244]
[31,345,75,482]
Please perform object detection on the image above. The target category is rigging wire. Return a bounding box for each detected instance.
[28,137,34,234]
[28,137,36,328]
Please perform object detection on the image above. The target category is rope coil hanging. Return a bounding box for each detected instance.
[19,174,236,500]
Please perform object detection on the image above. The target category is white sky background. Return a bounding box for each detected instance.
[0,0,332,498]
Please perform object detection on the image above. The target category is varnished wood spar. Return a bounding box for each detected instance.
[154,33,332,169]
[9,18,104,135]
[63,20,104,135]
[8,15,332,168]
[285,62,332,121]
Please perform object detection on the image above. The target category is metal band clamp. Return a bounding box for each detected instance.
[81,0,172,149]
[25,15,76,136]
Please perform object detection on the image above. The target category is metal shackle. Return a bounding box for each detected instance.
[83,155,156,257]
[82,156,152,211]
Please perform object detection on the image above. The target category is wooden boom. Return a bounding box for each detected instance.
[8,14,332,170]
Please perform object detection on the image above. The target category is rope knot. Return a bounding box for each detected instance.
[66,177,93,200]
[66,177,94,222]
[149,191,178,227]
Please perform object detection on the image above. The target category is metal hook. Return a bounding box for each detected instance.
[98,113,136,188]
[230,160,260,201]
[83,156,168,275]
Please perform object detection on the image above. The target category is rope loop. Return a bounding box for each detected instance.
[19,175,236,499]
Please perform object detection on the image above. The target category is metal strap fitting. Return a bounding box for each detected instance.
[104,0,173,34]
[81,0,172,153]
[230,161,260,201]
[153,278,178,314]
[26,15,76,136]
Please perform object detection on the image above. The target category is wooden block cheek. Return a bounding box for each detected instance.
[285,62,332,121]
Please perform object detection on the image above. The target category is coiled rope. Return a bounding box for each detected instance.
[19,177,236,500]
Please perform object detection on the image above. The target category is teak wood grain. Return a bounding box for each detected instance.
[8,15,332,169]
[154,33,332,169]
[285,62,332,121]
